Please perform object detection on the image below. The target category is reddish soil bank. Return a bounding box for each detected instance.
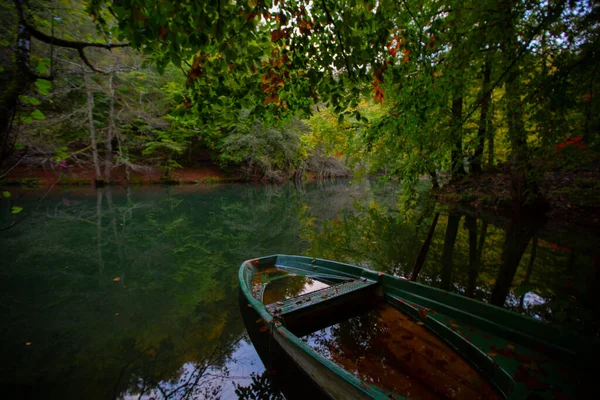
[2,164,238,187]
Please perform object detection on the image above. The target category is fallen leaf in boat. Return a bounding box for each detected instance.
[247,304,252,308]
[451,323,459,328]
[507,343,515,350]
[255,319,262,324]
[417,322,424,325]
[25,342,31,346]
[259,326,268,333]
[112,277,121,282]
[114,312,119,316]
[487,352,497,357]
[418,309,429,319]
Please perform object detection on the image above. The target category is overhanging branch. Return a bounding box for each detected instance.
[14,0,130,72]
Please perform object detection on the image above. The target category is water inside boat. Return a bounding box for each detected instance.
[251,265,503,400]
[251,265,331,305]
[298,302,503,400]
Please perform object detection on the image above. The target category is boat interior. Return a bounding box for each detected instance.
[250,264,505,400]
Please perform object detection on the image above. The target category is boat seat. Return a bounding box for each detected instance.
[266,278,378,317]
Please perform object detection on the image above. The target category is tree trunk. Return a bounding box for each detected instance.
[472,61,492,176]
[490,220,538,307]
[518,237,537,311]
[411,212,440,281]
[466,216,479,298]
[487,101,495,168]
[84,71,102,183]
[1,22,31,167]
[430,170,439,189]
[502,5,544,209]
[440,213,462,290]
[451,93,466,180]
[105,72,116,183]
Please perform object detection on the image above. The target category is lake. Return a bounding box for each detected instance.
[1,181,598,399]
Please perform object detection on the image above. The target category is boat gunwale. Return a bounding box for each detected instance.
[239,254,594,400]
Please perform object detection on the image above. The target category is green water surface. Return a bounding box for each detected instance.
[1,181,598,399]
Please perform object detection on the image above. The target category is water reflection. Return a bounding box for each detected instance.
[304,199,600,337]
[1,181,599,399]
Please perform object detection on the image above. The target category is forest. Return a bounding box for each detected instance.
[1,2,600,398]
[1,0,598,215]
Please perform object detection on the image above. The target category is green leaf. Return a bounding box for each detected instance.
[23,117,33,124]
[11,206,23,214]
[36,58,51,75]
[35,79,52,95]
[31,109,46,120]
[2,191,10,198]
[15,143,25,150]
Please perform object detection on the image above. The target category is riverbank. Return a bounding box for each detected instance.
[436,158,600,230]
[1,164,241,187]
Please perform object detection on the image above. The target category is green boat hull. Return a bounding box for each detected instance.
[239,255,597,399]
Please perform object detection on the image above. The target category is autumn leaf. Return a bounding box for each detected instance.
[25,342,32,346]
[112,277,121,282]
[259,326,268,332]
[403,48,410,63]
[264,94,279,106]
[271,29,290,42]
[159,25,168,40]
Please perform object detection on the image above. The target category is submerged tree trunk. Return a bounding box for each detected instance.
[440,213,462,290]
[490,220,538,307]
[472,61,492,176]
[84,71,102,183]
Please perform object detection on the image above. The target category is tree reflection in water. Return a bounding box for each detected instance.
[1,181,599,399]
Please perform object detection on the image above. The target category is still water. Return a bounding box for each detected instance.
[1,181,598,399]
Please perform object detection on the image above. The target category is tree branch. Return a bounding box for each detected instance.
[14,0,130,50]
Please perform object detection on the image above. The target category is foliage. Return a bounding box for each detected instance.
[219,112,309,180]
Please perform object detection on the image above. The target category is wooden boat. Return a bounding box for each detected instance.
[239,255,596,399]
